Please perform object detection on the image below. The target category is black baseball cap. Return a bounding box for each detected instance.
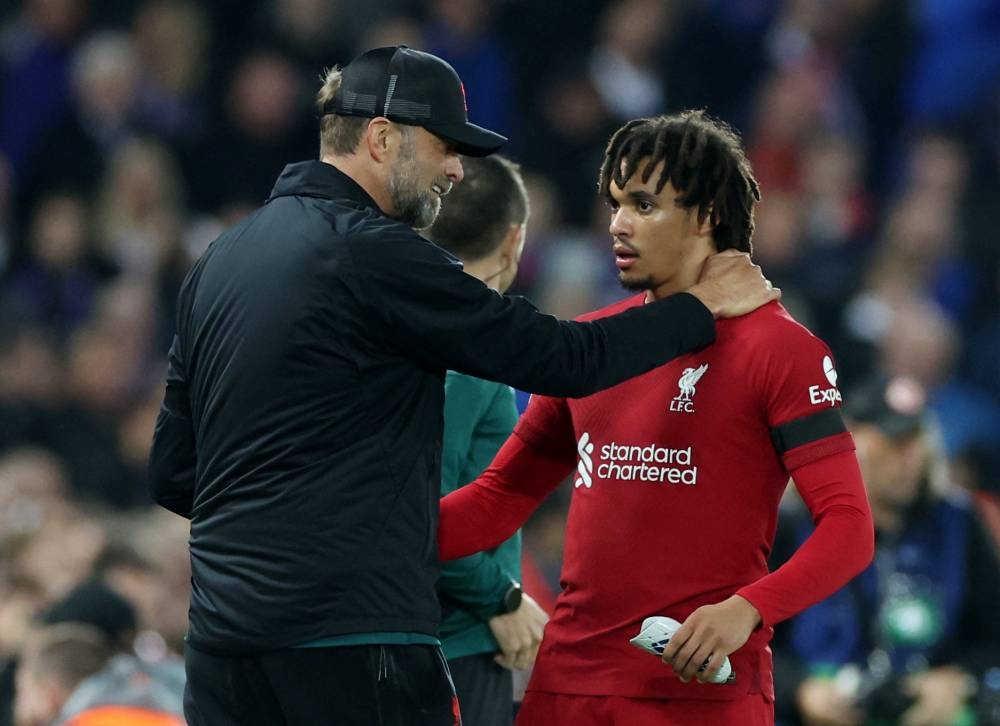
[323,46,507,157]
[847,376,929,438]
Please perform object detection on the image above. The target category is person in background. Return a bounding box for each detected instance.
[425,154,549,726]
[14,624,113,726]
[773,376,1000,726]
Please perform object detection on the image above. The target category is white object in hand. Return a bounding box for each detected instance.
[629,616,735,684]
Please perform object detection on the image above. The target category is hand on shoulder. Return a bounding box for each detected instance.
[688,250,780,319]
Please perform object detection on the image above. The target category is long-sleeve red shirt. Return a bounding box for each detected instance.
[439,297,874,702]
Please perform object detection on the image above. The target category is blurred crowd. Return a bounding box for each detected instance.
[1,0,999,724]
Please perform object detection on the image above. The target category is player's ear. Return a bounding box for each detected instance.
[696,204,715,236]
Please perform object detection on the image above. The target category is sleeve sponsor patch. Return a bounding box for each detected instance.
[808,355,843,407]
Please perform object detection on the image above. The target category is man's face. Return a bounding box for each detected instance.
[14,665,59,726]
[856,424,930,511]
[607,159,715,294]
[388,126,462,230]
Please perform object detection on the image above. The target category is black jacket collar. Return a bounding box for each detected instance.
[268,160,379,211]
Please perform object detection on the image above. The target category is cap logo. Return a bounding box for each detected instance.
[384,74,398,116]
[460,82,468,113]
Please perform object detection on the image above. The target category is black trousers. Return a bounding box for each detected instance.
[184,643,460,726]
[448,653,514,726]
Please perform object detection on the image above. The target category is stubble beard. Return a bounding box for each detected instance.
[619,272,657,292]
[389,140,441,231]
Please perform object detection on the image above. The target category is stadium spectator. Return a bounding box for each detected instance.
[424,0,516,141]
[131,0,209,141]
[150,46,776,726]
[0,0,88,175]
[438,110,874,725]
[1,192,109,338]
[773,376,1000,726]
[425,154,549,725]
[52,655,185,726]
[179,50,314,214]
[14,624,113,726]
[19,31,145,218]
[587,0,671,121]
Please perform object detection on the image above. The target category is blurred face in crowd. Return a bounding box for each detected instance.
[14,662,64,726]
[229,54,301,140]
[854,424,931,512]
[30,194,88,271]
[388,125,463,230]
[607,158,715,299]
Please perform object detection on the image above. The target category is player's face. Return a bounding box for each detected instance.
[607,159,715,298]
[389,126,463,230]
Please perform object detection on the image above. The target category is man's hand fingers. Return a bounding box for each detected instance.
[696,651,727,683]
[678,642,714,682]
[688,251,779,318]
[494,652,515,670]
[662,625,700,680]
[660,624,691,664]
[712,249,747,259]
[514,648,537,670]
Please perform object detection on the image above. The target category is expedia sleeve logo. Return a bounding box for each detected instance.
[575,432,698,487]
[809,355,843,406]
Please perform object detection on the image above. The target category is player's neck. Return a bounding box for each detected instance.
[644,251,713,303]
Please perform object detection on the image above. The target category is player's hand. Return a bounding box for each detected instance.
[687,250,780,319]
[660,594,760,683]
[900,667,971,726]
[797,676,863,726]
[488,593,548,671]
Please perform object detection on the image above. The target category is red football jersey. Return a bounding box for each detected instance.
[514,296,856,702]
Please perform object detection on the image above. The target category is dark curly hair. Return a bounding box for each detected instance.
[598,110,760,253]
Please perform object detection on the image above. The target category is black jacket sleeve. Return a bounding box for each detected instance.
[355,231,716,398]
[148,334,197,518]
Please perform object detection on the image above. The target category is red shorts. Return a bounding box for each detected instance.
[516,691,774,726]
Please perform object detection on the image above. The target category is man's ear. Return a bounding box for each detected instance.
[499,223,525,263]
[696,204,716,237]
[364,117,395,163]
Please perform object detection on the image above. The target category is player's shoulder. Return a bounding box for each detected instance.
[722,301,830,351]
[573,293,646,322]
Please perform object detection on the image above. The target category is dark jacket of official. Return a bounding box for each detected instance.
[148,160,716,655]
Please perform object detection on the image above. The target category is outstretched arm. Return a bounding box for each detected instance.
[439,430,574,561]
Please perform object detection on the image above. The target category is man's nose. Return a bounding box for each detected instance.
[444,154,464,184]
[609,208,629,237]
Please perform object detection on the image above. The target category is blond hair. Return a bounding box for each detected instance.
[316,67,368,157]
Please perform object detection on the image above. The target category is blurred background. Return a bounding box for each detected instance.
[0,0,999,724]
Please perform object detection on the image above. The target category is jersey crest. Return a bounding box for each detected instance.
[670,364,708,413]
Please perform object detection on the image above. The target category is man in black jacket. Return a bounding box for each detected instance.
[149,46,779,726]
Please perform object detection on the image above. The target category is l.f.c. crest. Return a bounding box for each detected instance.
[670,363,708,413]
